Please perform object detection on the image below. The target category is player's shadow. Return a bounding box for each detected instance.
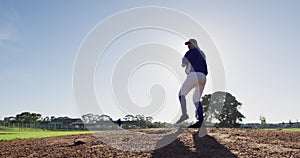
[151,128,237,158]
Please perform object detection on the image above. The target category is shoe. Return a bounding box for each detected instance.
[188,121,201,128]
[175,114,189,124]
[198,125,207,137]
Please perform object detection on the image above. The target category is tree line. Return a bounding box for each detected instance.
[0,91,245,128]
[0,112,169,129]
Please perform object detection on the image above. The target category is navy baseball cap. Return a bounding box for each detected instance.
[185,39,198,46]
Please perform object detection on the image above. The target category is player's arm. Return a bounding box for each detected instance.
[182,57,189,67]
[182,51,191,67]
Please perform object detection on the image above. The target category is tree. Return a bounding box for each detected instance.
[201,93,216,123]
[259,115,266,126]
[144,116,154,128]
[98,114,113,121]
[135,114,145,127]
[135,114,145,121]
[145,116,153,122]
[43,116,50,122]
[3,117,16,126]
[201,91,245,127]
[81,113,113,123]
[30,113,42,124]
[15,112,41,124]
[16,112,31,123]
[81,113,95,123]
[50,116,56,121]
[148,121,166,128]
[123,114,136,121]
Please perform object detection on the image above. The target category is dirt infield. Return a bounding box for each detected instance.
[0,128,299,158]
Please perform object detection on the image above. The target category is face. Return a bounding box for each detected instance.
[187,43,194,49]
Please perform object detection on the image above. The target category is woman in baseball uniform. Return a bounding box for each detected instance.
[176,39,208,137]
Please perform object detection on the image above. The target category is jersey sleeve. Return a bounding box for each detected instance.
[184,50,192,62]
[182,57,189,66]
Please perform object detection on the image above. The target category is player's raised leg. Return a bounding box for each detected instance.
[176,74,196,124]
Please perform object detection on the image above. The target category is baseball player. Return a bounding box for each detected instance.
[176,39,208,137]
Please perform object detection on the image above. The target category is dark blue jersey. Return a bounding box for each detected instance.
[184,48,208,75]
[117,119,122,126]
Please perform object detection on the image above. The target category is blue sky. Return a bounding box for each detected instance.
[1,0,299,123]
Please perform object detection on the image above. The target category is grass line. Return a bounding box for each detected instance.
[260,128,300,132]
[0,126,90,141]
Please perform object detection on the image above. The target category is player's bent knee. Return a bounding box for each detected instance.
[193,100,200,104]
[178,90,187,97]
[193,98,200,103]
[179,95,185,100]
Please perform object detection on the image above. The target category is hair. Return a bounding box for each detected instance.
[195,46,206,61]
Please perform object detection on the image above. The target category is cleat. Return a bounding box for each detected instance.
[188,121,201,128]
[175,114,189,124]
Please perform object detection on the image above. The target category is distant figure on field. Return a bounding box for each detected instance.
[176,39,208,137]
[117,118,123,130]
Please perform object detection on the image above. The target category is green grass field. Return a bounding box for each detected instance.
[281,128,300,132]
[261,128,300,132]
[0,126,90,141]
